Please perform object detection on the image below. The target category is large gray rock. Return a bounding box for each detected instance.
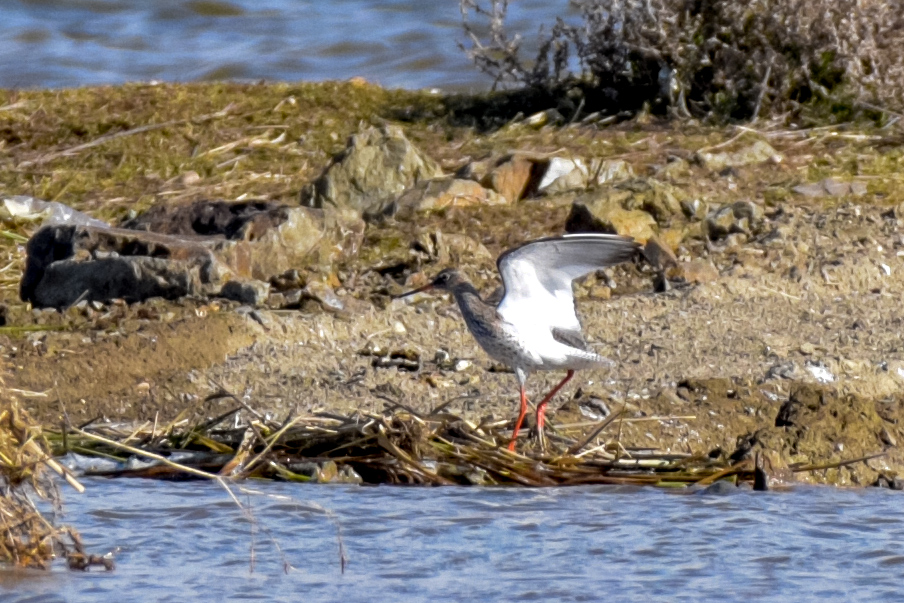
[20,225,227,308]
[21,199,363,308]
[301,125,444,216]
[123,199,365,279]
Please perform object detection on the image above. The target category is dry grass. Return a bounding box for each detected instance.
[0,82,448,221]
[52,396,759,488]
[0,394,88,569]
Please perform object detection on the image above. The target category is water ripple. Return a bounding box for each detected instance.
[0,0,577,90]
[2,480,904,602]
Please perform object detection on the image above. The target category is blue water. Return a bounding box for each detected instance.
[2,479,902,602]
[0,0,574,90]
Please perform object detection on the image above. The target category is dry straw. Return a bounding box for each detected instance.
[51,396,754,488]
[0,392,88,569]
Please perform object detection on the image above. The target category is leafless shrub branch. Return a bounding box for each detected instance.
[460,0,904,121]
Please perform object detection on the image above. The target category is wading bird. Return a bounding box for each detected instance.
[400,234,640,451]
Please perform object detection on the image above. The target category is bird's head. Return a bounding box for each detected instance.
[398,268,464,297]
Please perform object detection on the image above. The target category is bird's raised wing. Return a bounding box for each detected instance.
[495,234,639,336]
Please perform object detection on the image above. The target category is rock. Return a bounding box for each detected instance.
[705,200,765,239]
[538,158,634,194]
[179,171,201,187]
[459,154,632,198]
[766,362,798,381]
[123,199,280,238]
[479,154,538,202]
[267,292,288,308]
[642,236,679,271]
[564,178,685,240]
[19,219,322,308]
[301,125,444,215]
[123,199,365,278]
[657,227,686,251]
[655,157,690,181]
[29,255,210,309]
[681,198,708,220]
[523,109,564,129]
[695,140,782,171]
[589,286,611,300]
[565,200,657,242]
[302,280,345,314]
[707,206,738,237]
[284,288,304,306]
[799,342,817,355]
[666,259,719,284]
[873,474,904,490]
[805,361,836,384]
[217,206,364,278]
[616,178,685,224]
[792,178,868,198]
[20,225,227,308]
[390,178,506,217]
[455,157,494,182]
[219,279,270,306]
[269,268,306,292]
[722,233,748,248]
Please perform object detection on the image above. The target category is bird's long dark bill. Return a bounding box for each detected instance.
[395,283,434,299]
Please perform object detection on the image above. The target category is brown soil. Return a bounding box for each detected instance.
[10,309,258,421]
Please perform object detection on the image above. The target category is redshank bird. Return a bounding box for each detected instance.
[400,233,640,451]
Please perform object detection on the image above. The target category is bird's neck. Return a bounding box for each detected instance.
[450,279,482,302]
[450,280,493,318]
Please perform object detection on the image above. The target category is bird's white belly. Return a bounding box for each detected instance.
[474,320,592,373]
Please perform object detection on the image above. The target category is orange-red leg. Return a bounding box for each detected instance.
[507,385,529,452]
[535,370,575,447]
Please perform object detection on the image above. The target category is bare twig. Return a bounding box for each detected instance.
[26,104,248,166]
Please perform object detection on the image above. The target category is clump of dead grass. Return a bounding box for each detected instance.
[0,394,87,569]
[54,396,756,488]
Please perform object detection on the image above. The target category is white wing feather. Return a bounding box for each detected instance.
[496,234,638,334]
